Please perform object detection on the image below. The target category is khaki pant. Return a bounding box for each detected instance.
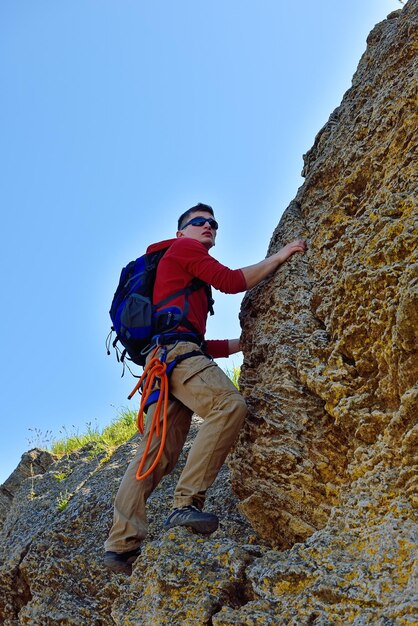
[105,341,247,553]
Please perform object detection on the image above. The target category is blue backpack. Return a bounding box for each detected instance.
[108,246,213,367]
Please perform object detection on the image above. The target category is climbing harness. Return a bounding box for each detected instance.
[128,336,204,480]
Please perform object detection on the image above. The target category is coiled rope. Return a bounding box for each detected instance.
[128,347,169,481]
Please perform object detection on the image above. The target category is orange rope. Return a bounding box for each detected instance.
[128,347,170,480]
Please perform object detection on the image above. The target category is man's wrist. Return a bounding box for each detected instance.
[228,338,241,355]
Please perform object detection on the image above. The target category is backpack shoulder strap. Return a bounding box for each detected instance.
[188,278,214,316]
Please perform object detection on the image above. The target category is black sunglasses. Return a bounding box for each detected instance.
[181,216,219,230]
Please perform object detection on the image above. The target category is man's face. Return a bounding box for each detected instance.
[176,211,217,249]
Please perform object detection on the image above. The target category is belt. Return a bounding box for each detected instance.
[155,332,204,347]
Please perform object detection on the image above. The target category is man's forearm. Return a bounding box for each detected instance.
[241,255,283,289]
[241,239,307,289]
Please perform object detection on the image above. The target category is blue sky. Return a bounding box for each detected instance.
[0,0,402,483]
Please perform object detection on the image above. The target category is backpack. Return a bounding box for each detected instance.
[108,246,213,367]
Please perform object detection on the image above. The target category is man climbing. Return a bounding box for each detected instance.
[104,203,306,574]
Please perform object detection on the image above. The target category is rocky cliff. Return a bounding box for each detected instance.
[229,0,418,621]
[1,2,417,624]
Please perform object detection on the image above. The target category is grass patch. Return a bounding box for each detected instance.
[49,407,138,458]
[53,470,72,482]
[56,489,73,512]
[223,364,241,389]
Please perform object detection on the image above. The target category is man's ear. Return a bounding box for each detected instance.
[176,230,184,239]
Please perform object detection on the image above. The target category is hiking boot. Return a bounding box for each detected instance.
[104,546,141,575]
[164,505,219,535]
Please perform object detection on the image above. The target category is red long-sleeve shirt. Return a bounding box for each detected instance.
[147,238,247,358]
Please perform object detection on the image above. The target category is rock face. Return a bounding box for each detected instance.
[227,0,418,621]
[231,0,418,551]
[0,3,417,625]
[0,449,56,529]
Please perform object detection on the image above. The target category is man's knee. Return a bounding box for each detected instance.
[217,391,247,427]
[234,394,247,426]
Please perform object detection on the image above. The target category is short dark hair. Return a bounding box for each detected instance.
[177,203,214,230]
